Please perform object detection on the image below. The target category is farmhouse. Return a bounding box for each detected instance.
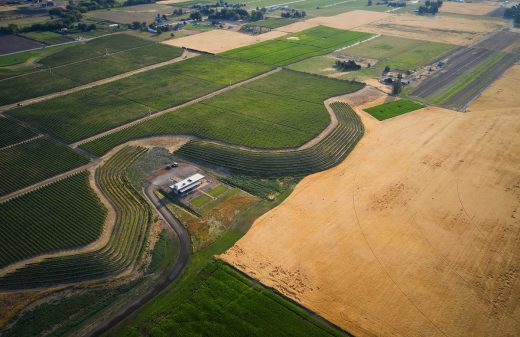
[171,173,204,195]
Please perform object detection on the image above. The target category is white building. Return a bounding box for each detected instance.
[170,173,204,195]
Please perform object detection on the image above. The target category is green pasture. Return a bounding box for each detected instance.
[208,184,227,197]
[0,137,90,196]
[81,70,362,155]
[0,34,184,104]
[191,194,211,207]
[0,172,106,268]
[9,55,272,143]
[222,26,373,66]
[364,99,424,120]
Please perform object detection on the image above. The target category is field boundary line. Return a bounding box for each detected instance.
[0,161,97,204]
[71,67,283,148]
[0,134,43,151]
[0,50,198,113]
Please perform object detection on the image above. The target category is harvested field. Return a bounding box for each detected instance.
[163,29,287,54]
[88,4,174,24]
[354,13,504,45]
[440,1,499,15]
[220,65,520,337]
[0,34,43,55]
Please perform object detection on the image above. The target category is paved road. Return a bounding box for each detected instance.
[86,184,191,337]
[0,50,198,113]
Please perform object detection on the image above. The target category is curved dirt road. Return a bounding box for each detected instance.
[86,184,191,337]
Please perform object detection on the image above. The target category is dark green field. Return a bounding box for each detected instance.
[364,99,424,120]
[81,71,362,155]
[0,172,106,268]
[9,56,272,143]
[0,137,90,196]
[0,117,36,148]
[0,34,183,105]
[221,26,373,66]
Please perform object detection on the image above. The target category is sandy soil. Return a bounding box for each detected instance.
[441,1,499,15]
[162,29,287,53]
[354,13,504,45]
[220,66,520,337]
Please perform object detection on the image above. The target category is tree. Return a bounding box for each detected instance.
[392,74,403,95]
[190,11,202,21]
[383,65,390,74]
[368,0,372,6]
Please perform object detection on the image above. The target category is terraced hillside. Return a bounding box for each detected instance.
[221,26,373,66]
[0,137,90,196]
[0,147,151,290]
[0,34,184,105]
[81,71,363,156]
[9,56,272,143]
[0,172,106,268]
[176,102,364,177]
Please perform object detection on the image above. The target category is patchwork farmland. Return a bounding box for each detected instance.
[1,4,519,337]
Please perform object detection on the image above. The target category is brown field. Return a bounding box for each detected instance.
[162,29,286,53]
[277,10,392,33]
[221,66,520,337]
[88,4,173,24]
[440,1,500,15]
[354,13,504,45]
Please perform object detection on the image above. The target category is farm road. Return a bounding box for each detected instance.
[71,67,283,148]
[85,184,191,337]
[0,49,198,113]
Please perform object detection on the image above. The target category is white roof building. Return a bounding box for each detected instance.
[170,173,204,194]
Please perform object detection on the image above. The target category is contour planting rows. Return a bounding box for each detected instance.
[0,172,106,269]
[221,26,373,66]
[0,34,183,105]
[0,137,90,196]
[9,56,272,143]
[0,146,151,290]
[176,102,364,177]
[81,70,363,155]
[0,117,36,148]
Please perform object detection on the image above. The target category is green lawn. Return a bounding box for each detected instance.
[0,34,184,105]
[338,35,456,72]
[364,99,424,120]
[9,56,272,143]
[81,70,363,155]
[191,194,211,207]
[208,184,227,197]
[222,26,373,66]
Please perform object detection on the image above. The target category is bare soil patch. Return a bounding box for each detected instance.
[162,29,286,53]
[221,66,520,337]
[354,13,504,45]
[441,1,499,15]
[0,35,43,55]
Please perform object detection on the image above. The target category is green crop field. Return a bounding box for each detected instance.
[338,35,456,72]
[0,146,152,290]
[125,261,346,337]
[0,117,36,148]
[221,26,373,66]
[9,56,272,143]
[0,172,106,268]
[0,34,184,105]
[81,70,363,155]
[364,99,424,120]
[241,17,297,31]
[176,102,364,177]
[20,31,75,45]
[0,137,90,196]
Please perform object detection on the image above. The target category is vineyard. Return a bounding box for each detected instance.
[0,137,90,196]
[176,102,364,177]
[221,26,373,66]
[81,70,363,155]
[220,175,298,199]
[9,56,272,143]
[0,172,106,268]
[0,34,184,105]
[0,117,36,148]
[0,146,151,290]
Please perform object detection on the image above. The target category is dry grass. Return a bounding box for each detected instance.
[440,1,499,15]
[221,66,520,337]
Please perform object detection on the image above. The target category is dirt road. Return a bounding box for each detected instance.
[86,184,191,337]
[221,66,520,337]
[0,50,198,113]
